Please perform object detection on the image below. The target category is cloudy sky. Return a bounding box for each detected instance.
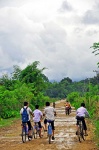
[0,0,99,81]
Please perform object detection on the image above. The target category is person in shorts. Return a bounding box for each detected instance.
[33,105,43,138]
[20,101,33,139]
[43,101,56,140]
[76,102,90,136]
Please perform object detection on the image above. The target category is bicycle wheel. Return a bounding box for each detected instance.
[48,124,52,144]
[22,126,26,143]
[77,127,81,142]
[41,125,44,137]
[49,135,52,144]
[28,126,34,141]
[33,127,37,139]
[81,125,85,141]
[78,124,85,142]
[31,126,34,138]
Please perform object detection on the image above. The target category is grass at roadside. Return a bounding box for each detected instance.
[0,116,20,128]
[94,120,99,148]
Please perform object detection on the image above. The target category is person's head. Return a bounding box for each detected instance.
[24,101,28,106]
[35,105,39,109]
[46,102,50,106]
[81,102,85,107]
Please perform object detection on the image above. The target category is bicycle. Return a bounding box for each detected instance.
[47,120,52,144]
[33,122,44,139]
[21,123,33,143]
[65,106,70,115]
[76,120,85,142]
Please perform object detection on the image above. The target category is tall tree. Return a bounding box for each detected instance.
[91,42,99,67]
[11,65,21,80]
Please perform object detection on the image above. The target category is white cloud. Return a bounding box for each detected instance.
[0,0,99,81]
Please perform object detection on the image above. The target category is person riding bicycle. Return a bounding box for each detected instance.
[33,105,43,138]
[20,101,33,139]
[53,102,55,108]
[76,102,90,136]
[43,101,56,140]
[64,100,71,115]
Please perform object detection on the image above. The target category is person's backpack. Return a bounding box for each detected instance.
[22,107,29,123]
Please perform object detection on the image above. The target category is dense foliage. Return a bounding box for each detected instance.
[0,61,52,119]
[0,60,99,119]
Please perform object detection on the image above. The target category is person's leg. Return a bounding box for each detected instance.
[69,107,71,113]
[38,122,42,137]
[81,117,88,135]
[51,121,55,140]
[76,116,80,134]
[27,121,32,137]
[68,108,69,115]
[44,119,47,131]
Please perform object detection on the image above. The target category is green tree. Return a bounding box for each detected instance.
[11,65,21,80]
[91,42,99,67]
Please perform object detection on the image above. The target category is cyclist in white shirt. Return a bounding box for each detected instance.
[43,102,56,140]
[33,105,43,138]
[76,102,90,136]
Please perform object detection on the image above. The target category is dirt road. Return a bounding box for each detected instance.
[0,100,98,150]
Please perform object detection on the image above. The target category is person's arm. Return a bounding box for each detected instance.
[53,108,56,116]
[29,108,33,117]
[20,108,23,115]
[43,108,46,116]
[76,109,79,116]
[33,112,34,117]
[85,109,90,118]
[40,111,43,120]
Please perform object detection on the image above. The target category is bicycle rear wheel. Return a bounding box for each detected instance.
[48,124,52,144]
[49,135,52,144]
[33,128,37,139]
[81,127,85,141]
[41,125,44,137]
[77,127,81,142]
[77,124,85,142]
[22,127,26,143]
[28,126,34,141]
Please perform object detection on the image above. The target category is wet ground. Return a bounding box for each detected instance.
[0,100,98,150]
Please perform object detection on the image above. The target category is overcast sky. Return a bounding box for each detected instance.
[0,0,99,81]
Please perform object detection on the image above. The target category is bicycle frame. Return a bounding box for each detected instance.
[21,123,28,143]
[21,123,33,143]
[33,122,40,139]
[47,121,52,144]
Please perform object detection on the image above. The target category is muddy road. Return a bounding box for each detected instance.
[0,100,98,150]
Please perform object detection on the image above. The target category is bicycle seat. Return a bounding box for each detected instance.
[47,120,53,123]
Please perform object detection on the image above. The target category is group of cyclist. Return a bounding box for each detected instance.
[20,101,56,140]
[20,100,89,141]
